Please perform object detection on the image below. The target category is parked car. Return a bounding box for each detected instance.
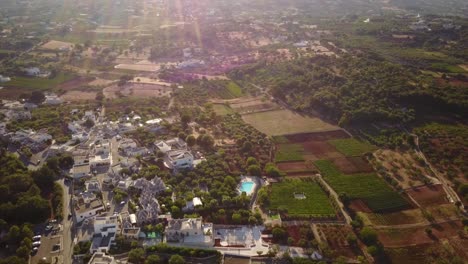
[30,247,38,255]
[32,235,41,241]
[32,241,41,247]
[45,225,53,231]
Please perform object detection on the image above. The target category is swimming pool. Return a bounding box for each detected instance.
[240,181,255,194]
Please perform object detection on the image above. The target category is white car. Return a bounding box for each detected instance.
[32,235,41,241]
[32,241,41,247]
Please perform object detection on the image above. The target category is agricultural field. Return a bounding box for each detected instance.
[228,97,279,114]
[276,161,317,176]
[405,184,450,207]
[371,149,434,189]
[414,123,468,191]
[273,131,374,176]
[267,179,336,218]
[275,143,305,162]
[204,80,244,99]
[328,138,377,157]
[316,224,360,259]
[377,220,464,247]
[103,83,172,99]
[213,104,234,116]
[5,72,76,90]
[103,97,170,121]
[242,109,339,136]
[314,160,410,212]
[60,91,97,101]
[358,209,426,226]
[39,40,74,51]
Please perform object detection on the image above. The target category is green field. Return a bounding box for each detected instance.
[242,109,339,136]
[226,81,243,97]
[328,138,377,156]
[269,179,335,217]
[430,63,466,73]
[275,143,305,162]
[314,160,409,212]
[213,104,234,116]
[6,73,75,90]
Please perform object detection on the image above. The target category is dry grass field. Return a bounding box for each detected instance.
[242,109,338,136]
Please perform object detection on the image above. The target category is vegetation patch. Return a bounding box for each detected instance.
[267,179,336,218]
[212,104,234,116]
[328,138,377,157]
[5,72,76,90]
[314,160,409,212]
[275,143,305,162]
[242,109,338,136]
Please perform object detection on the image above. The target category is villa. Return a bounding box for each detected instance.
[165,218,214,246]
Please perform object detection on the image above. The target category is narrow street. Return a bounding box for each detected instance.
[58,179,73,264]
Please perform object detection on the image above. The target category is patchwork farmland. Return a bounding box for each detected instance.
[314,160,410,212]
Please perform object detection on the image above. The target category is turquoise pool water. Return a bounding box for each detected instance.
[240,181,255,194]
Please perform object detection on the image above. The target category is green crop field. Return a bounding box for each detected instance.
[226,81,243,97]
[328,138,377,156]
[213,104,234,116]
[6,73,75,90]
[430,62,466,73]
[275,143,305,162]
[314,160,409,212]
[269,179,335,217]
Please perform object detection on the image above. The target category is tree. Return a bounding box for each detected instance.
[181,113,191,125]
[232,212,242,224]
[247,165,261,176]
[186,135,196,147]
[30,91,45,104]
[241,141,253,152]
[145,255,161,264]
[246,157,258,166]
[359,227,378,246]
[198,134,214,149]
[128,248,145,264]
[168,254,185,264]
[83,118,95,129]
[265,163,281,177]
[7,225,21,244]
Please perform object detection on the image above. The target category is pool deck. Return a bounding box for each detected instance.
[238,176,260,196]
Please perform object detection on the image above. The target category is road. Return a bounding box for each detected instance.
[58,179,74,264]
[316,174,352,225]
[410,133,465,214]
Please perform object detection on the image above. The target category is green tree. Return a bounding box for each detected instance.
[145,255,161,264]
[30,91,45,104]
[360,227,378,246]
[186,135,196,147]
[168,254,185,264]
[247,165,261,176]
[128,248,145,264]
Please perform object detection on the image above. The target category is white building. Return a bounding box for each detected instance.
[164,150,194,171]
[165,218,213,246]
[74,193,105,223]
[44,94,63,105]
[88,252,116,264]
[90,216,119,253]
[183,197,203,212]
[0,75,10,82]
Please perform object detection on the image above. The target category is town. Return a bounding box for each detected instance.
[0,0,467,264]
